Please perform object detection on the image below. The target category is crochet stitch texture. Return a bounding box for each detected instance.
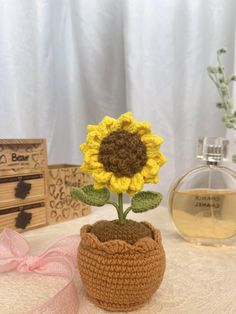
[98,130,148,178]
[80,112,166,194]
[78,222,166,311]
[90,219,153,245]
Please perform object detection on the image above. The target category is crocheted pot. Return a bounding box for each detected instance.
[78,221,166,311]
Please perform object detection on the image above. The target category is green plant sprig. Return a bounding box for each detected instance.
[207,48,236,130]
[70,185,162,225]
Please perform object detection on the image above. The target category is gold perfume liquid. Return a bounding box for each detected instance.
[171,189,236,242]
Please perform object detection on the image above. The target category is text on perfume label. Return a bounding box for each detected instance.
[194,195,222,209]
[194,202,220,208]
[195,195,221,201]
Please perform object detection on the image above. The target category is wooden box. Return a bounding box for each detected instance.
[47,164,90,224]
[0,139,48,232]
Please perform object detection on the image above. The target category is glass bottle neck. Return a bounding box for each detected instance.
[206,160,220,166]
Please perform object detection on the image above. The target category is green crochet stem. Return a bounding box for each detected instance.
[70,184,163,225]
[118,193,125,225]
[106,200,121,220]
[110,191,163,224]
[123,206,132,219]
[105,194,126,224]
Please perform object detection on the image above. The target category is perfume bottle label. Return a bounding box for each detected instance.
[194,195,223,216]
[171,189,236,240]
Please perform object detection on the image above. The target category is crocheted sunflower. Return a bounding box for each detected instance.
[80,112,166,194]
[71,112,166,228]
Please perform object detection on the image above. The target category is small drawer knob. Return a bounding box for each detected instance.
[15,208,32,229]
[15,179,32,199]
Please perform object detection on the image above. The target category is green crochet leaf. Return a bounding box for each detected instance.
[70,184,110,206]
[131,191,163,213]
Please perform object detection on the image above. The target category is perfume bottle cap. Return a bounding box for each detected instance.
[197,137,229,163]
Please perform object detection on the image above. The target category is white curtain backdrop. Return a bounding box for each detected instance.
[0,0,236,200]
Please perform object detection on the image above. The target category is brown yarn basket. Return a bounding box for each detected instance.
[78,221,166,311]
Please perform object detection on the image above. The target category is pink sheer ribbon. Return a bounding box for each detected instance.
[0,228,80,314]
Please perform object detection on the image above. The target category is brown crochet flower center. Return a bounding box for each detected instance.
[98,130,147,177]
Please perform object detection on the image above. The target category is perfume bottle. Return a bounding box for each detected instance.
[169,137,236,246]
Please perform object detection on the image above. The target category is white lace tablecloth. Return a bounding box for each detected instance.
[1,205,236,314]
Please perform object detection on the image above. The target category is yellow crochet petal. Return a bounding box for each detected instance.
[83,147,99,158]
[118,112,135,130]
[144,176,159,184]
[93,115,120,140]
[142,135,165,159]
[87,116,119,140]
[109,175,131,194]
[122,121,152,135]
[82,160,103,171]
[93,180,106,190]
[100,115,120,131]
[129,173,144,193]
[122,121,138,133]
[126,189,136,196]
[84,152,99,164]
[89,161,103,170]
[146,145,160,158]
[80,143,89,153]
[134,122,152,136]
[86,116,119,142]
[86,140,100,150]
[155,151,167,166]
[119,112,134,124]
[141,159,160,178]
[118,112,150,135]
[93,169,113,184]
[86,131,103,145]
[87,125,98,133]
[141,134,164,147]
[80,163,90,172]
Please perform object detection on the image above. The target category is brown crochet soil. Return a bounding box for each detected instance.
[90,219,153,245]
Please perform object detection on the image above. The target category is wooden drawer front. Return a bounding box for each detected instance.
[0,174,46,208]
[0,139,47,177]
[48,164,90,224]
[0,203,47,232]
